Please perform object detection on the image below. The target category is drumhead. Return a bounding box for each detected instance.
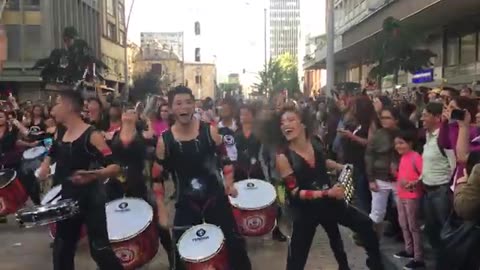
[0,169,16,189]
[41,185,62,205]
[23,146,47,159]
[35,163,56,178]
[178,223,224,262]
[106,198,153,242]
[229,179,277,210]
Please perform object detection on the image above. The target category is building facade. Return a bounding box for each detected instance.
[184,63,216,100]
[304,0,480,90]
[269,0,300,60]
[127,41,140,86]
[140,32,184,61]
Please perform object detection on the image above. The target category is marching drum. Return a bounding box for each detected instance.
[177,223,229,270]
[106,198,158,270]
[40,185,86,239]
[0,169,28,216]
[229,179,277,237]
[21,146,47,174]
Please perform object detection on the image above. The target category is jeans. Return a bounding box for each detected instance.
[53,182,123,270]
[422,184,452,260]
[369,180,397,224]
[397,198,423,261]
[353,168,371,214]
[287,201,384,270]
[173,195,252,270]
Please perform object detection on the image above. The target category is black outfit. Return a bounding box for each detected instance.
[161,122,251,270]
[110,130,174,268]
[50,126,123,270]
[27,118,47,141]
[234,129,264,181]
[284,139,384,270]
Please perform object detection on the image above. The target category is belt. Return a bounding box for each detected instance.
[423,183,449,191]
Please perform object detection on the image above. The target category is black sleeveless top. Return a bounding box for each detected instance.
[53,126,101,198]
[284,138,337,209]
[110,131,148,197]
[234,130,264,181]
[162,122,223,202]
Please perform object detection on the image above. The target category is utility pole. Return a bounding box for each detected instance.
[326,0,335,97]
[264,7,267,68]
[123,0,135,101]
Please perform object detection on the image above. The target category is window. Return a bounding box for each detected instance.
[195,75,202,85]
[119,31,125,45]
[118,2,125,25]
[460,33,477,64]
[106,0,115,15]
[445,35,459,66]
[107,22,116,40]
[24,25,42,60]
[151,64,162,74]
[5,25,20,61]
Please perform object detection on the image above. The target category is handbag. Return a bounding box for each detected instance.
[440,212,480,269]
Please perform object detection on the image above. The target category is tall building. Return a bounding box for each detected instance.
[140,32,184,61]
[269,0,300,60]
[184,63,216,100]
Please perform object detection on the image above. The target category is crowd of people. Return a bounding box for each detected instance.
[0,84,479,270]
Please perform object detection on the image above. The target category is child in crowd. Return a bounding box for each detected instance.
[393,131,425,270]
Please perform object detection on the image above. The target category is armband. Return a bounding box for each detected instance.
[283,174,298,191]
[216,144,233,166]
[223,166,234,176]
[303,190,315,200]
[100,148,113,157]
[153,184,165,199]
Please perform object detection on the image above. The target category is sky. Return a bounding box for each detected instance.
[125,0,325,82]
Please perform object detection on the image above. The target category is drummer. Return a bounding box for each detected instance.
[234,104,287,242]
[109,106,174,269]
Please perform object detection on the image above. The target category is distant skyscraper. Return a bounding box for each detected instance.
[269,0,301,60]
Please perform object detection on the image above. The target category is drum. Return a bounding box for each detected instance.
[16,185,79,228]
[229,179,277,237]
[177,223,229,270]
[35,163,56,194]
[21,146,47,174]
[106,198,158,270]
[0,169,28,216]
[40,185,86,239]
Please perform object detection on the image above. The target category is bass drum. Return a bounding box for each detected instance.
[0,169,28,216]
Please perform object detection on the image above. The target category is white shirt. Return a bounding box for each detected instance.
[421,128,455,186]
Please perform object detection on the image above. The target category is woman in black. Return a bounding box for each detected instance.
[260,105,384,270]
[109,108,174,269]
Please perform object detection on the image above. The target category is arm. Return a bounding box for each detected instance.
[210,124,235,189]
[364,131,376,183]
[89,131,121,179]
[11,119,29,137]
[454,165,480,220]
[326,159,344,172]
[438,120,452,149]
[276,154,338,200]
[456,118,470,164]
[154,135,168,227]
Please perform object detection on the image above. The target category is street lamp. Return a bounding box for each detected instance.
[123,0,135,101]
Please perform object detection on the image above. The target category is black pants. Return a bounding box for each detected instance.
[18,168,41,205]
[53,182,124,270]
[173,195,252,270]
[287,201,384,270]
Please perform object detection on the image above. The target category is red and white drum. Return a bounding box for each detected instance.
[41,185,87,239]
[178,223,229,270]
[106,198,158,270]
[0,169,28,216]
[229,179,277,237]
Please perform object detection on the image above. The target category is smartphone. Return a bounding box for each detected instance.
[451,109,466,121]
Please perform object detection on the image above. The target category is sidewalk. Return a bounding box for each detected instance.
[380,234,436,270]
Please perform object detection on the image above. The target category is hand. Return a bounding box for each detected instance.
[29,141,40,147]
[37,164,50,181]
[404,181,417,191]
[226,184,238,198]
[157,210,169,229]
[71,170,98,185]
[457,168,468,185]
[327,184,345,200]
[103,131,114,141]
[337,129,353,139]
[369,181,379,192]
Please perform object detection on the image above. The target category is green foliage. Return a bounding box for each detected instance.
[254,53,300,96]
[131,71,161,101]
[368,17,436,86]
[219,83,240,97]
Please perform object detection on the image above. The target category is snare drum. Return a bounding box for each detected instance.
[0,169,28,216]
[21,146,47,174]
[40,185,86,239]
[106,198,158,270]
[229,179,277,237]
[178,223,229,270]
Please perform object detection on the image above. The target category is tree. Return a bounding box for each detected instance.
[130,71,161,102]
[277,53,300,96]
[367,17,436,89]
[253,54,299,96]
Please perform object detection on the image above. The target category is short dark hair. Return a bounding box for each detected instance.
[167,86,194,106]
[395,129,417,145]
[60,90,84,114]
[425,102,443,117]
[87,97,103,109]
[454,96,478,123]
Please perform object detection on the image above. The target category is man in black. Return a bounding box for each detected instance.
[38,90,123,270]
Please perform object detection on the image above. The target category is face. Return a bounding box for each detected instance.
[55,96,75,123]
[280,111,304,141]
[421,109,440,130]
[159,105,169,121]
[45,118,56,128]
[394,137,411,155]
[122,109,138,123]
[239,108,253,125]
[33,106,43,117]
[380,110,397,129]
[109,107,122,121]
[220,103,232,119]
[460,89,471,97]
[440,90,452,106]
[171,93,195,124]
[476,112,480,127]
[373,97,383,113]
[87,100,101,117]
[0,112,6,126]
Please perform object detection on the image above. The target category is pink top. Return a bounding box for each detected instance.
[152,120,169,137]
[396,151,423,199]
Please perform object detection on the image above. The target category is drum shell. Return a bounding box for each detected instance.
[0,174,28,215]
[111,221,159,270]
[183,242,229,270]
[21,147,47,175]
[232,203,277,237]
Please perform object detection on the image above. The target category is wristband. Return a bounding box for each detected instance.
[223,167,233,176]
[303,190,315,200]
[284,174,297,191]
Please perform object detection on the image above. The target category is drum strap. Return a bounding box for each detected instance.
[187,197,216,219]
[45,193,61,204]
